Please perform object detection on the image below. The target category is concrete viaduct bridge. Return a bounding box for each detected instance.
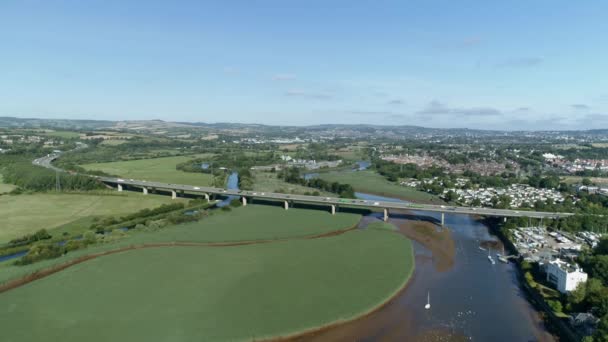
[100,177,574,224]
[34,154,575,225]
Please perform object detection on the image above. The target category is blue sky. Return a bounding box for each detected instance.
[1,1,607,130]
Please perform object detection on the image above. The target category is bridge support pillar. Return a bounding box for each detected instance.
[204,193,210,201]
[117,184,123,192]
[242,196,247,206]
[441,212,445,226]
[284,200,289,210]
[504,217,507,223]
[331,205,336,215]
[171,190,177,200]
[383,208,389,222]
[142,187,148,195]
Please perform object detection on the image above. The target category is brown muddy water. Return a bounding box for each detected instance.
[293,193,555,342]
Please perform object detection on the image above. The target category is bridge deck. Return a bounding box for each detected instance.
[33,153,574,220]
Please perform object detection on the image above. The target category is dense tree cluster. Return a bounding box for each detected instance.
[567,240,608,341]
[372,158,444,182]
[558,146,608,162]
[55,138,213,166]
[237,168,254,190]
[2,157,101,191]
[13,243,66,265]
[8,229,52,247]
[278,167,355,198]
[291,143,341,161]
[88,202,187,232]
[208,151,279,170]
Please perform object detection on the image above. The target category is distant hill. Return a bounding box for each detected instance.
[1,116,607,137]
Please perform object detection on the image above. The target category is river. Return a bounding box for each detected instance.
[3,165,556,339]
[296,192,554,342]
[217,171,239,207]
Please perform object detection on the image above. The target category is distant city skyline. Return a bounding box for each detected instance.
[1,1,607,130]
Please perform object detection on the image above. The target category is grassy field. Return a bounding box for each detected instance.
[251,170,334,196]
[99,139,128,146]
[0,226,413,341]
[562,175,608,185]
[41,131,81,139]
[319,170,441,203]
[331,148,365,160]
[0,192,179,243]
[0,174,16,194]
[134,204,360,243]
[81,155,215,185]
[0,205,361,280]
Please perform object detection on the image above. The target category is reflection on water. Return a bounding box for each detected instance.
[217,172,239,207]
[0,250,28,263]
[303,173,318,181]
[297,193,554,342]
[355,192,409,204]
[356,160,371,171]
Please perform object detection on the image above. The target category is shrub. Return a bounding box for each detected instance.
[229,199,242,207]
[14,243,65,265]
[9,187,23,195]
[82,231,98,244]
[9,229,52,247]
[524,271,537,288]
[64,239,88,252]
[547,300,563,313]
[0,245,29,258]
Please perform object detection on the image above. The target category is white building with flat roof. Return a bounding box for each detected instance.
[546,259,588,293]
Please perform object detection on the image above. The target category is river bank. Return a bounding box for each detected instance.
[482,217,580,342]
[293,192,557,341]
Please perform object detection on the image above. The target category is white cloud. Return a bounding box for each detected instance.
[284,89,332,100]
[272,74,296,81]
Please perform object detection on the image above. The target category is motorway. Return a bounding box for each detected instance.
[33,153,575,220]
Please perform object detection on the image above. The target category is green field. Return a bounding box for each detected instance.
[0,205,361,280]
[562,175,608,185]
[99,139,128,146]
[0,221,413,341]
[251,170,334,196]
[0,192,180,243]
[41,131,81,139]
[137,204,360,243]
[319,170,441,203]
[81,155,215,185]
[0,174,16,194]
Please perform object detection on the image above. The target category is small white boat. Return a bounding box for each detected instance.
[478,246,486,251]
[498,256,509,263]
[488,248,495,264]
[425,291,431,310]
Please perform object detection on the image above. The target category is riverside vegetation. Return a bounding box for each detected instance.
[0,205,414,342]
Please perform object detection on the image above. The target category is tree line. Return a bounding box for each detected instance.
[278,167,355,198]
[2,156,101,192]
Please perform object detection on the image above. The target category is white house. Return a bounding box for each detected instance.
[546,258,588,293]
